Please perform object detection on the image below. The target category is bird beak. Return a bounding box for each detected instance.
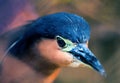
[69,44,106,77]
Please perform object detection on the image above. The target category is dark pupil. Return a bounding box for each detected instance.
[57,37,66,48]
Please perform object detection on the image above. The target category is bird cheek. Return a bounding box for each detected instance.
[36,39,73,67]
[52,51,73,67]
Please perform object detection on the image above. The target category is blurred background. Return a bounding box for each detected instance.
[0,0,120,83]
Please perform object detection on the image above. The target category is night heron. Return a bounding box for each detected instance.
[0,12,106,83]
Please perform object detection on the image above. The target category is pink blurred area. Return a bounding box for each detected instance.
[0,0,38,33]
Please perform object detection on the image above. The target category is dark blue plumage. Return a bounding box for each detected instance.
[3,12,106,77]
[28,12,90,43]
[9,12,90,58]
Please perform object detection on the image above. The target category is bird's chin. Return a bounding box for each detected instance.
[68,56,91,68]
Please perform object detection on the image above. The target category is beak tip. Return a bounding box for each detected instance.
[98,68,107,77]
[101,71,107,77]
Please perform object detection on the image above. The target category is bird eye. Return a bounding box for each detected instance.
[56,36,75,51]
[56,36,66,48]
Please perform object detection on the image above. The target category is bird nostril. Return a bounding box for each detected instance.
[78,48,84,53]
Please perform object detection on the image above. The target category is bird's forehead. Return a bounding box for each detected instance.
[35,12,90,43]
[56,24,90,43]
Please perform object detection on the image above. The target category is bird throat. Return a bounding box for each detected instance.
[21,50,60,76]
[20,51,61,83]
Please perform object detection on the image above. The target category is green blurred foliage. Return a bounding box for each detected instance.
[31,0,120,83]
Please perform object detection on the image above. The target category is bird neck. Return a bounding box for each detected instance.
[39,68,61,83]
[1,55,61,83]
[13,50,62,83]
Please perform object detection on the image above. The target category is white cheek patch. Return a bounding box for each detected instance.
[68,56,91,68]
[68,57,83,67]
[68,60,81,67]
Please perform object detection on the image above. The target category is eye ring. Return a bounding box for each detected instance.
[56,36,66,48]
